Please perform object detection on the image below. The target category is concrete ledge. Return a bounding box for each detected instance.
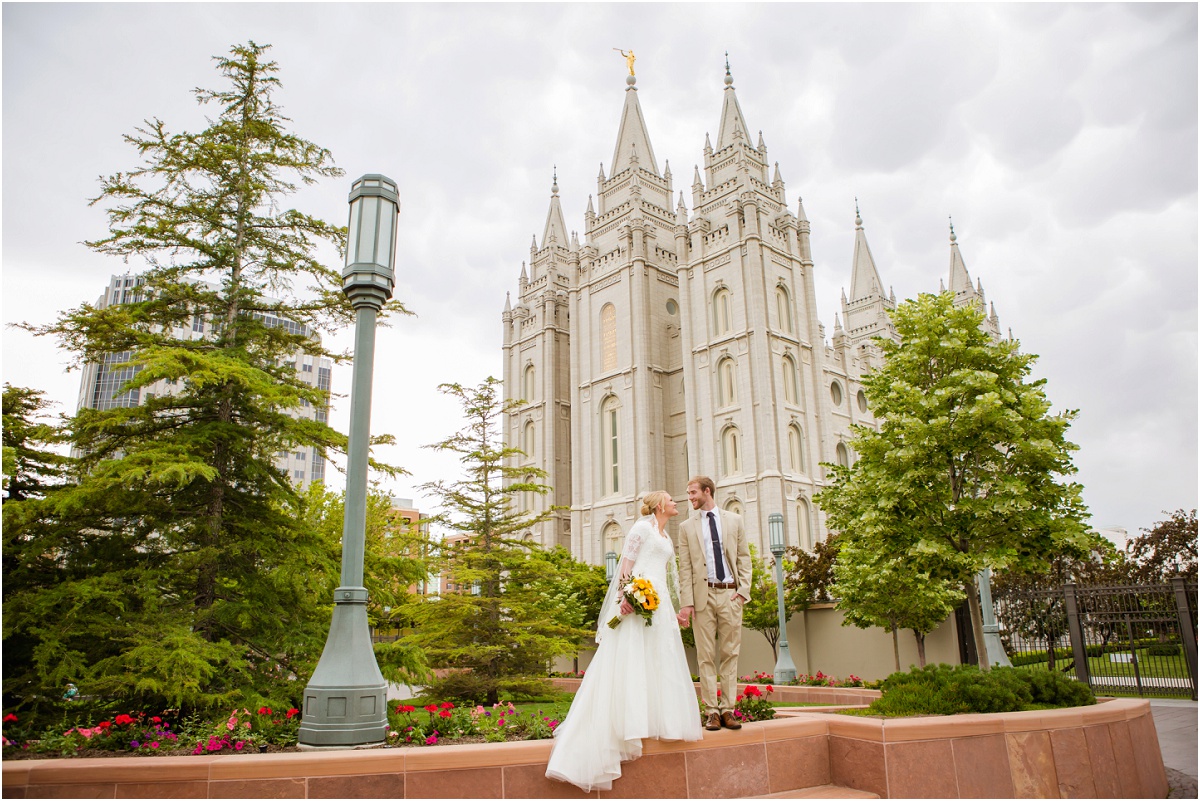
[0,698,1167,798]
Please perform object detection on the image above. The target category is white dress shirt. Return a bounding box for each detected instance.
[702,509,733,584]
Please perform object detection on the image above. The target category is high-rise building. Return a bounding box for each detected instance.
[503,67,1004,562]
[75,272,334,488]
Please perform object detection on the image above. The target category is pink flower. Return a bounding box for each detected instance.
[150,742,159,749]
[226,720,235,731]
[235,741,244,751]
[425,734,438,745]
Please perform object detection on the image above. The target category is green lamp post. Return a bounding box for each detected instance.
[768,513,797,683]
[298,175,399,748]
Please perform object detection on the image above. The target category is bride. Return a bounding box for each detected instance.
[545,491,703,792]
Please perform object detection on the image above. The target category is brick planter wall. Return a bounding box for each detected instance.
[1,698,1166,798]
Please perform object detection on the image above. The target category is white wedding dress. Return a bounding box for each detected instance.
[545,517,702,792]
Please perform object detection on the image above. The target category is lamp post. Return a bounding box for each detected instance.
[298,175,399,748]
[768,513,797,683]
[977,567,1012,668]
[605,551,618,583]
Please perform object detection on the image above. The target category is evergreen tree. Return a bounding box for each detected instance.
[2,385,71,502]
[403,378,587,704]
[6,42,405,717]
[816,293,1093,671]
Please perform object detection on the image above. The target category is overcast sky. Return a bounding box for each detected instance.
[3,3,1196,537]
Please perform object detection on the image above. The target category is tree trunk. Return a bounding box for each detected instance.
[967,577,990,672]
[914,630,927,667]
[891,624,901,673]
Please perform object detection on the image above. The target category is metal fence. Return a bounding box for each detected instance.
[993,577,1198,700]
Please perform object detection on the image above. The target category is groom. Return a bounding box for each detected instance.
[677,476,752,731]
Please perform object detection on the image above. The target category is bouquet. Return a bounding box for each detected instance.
[608,575,660,628]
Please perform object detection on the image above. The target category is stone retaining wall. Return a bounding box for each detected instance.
[1,697,1167,798]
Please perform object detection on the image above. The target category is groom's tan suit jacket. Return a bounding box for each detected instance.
[678,508,752,612]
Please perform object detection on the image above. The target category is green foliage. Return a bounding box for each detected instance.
[866,663,1094,717]
[816,293,1094,667]
[1128,510,1197,584]
[3,42,407,725]
[1147,643,1181,656]
[733,684,776,722]
[2,385,71,502]
[832,534,963,668]
[401,379,590,705]
[782,535,839,610]
[741,545,788,658]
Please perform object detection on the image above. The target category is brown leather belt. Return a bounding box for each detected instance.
[708,581,738,590]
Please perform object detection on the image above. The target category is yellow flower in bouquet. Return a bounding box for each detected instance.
[608,575,660,628]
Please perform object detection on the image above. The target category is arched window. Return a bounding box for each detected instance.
[717,357,737,407]
[836,442,850,468]
[523,364,536,403]
[776,285,794,334]
[722,426,742,475]
[601,396,620,495]
[797,498,811,551]
[782,354,798,405]
[600,303,617,371]
[725,499,744,517]
[523,420,535,458]
[712,288,732,336]
[788,424,806,473]
[603,521,623,561]
[857,389,869,413]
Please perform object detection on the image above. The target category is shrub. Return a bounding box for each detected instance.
[732,684,776,723]
[1146,644,1181,656]
[866,664,1093,718]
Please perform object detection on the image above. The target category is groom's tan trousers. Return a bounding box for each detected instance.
[695,587,743,715]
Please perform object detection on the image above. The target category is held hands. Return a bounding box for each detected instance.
[618,573,633,615]
[677,605,694,627]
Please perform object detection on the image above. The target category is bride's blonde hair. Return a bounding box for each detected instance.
[639,490,671,517]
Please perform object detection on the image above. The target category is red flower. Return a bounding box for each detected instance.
[285,708,300,719]
[2,714,16,724]
[439,710,452,718]
[396,704,416,714]
[736,695,744,702]
[424,704,439,713]
[114,714,135,726]
[766,685,774,693]
[257,706,272,716]
[98,721,112,729]
[716,689,721,697]
[151,716,162,724]
[439,702,454,709]
[744,685,762,697]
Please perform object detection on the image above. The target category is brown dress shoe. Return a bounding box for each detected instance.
[721,711,742,730]
[705,712,722,731]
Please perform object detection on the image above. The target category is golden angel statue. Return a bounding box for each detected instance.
[614,48,636,76]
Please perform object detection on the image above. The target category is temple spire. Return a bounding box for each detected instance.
[540,169,568,248]
[715,54,751,150]
[848,202,885,302]
[610,71,659,175]
[948,217,974,296]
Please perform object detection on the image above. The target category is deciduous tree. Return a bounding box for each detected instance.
[816,293,1094,671]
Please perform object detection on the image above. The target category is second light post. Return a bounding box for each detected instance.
[768,513,797,683]
[298,175,399,747]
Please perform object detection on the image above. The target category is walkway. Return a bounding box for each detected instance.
[1151,698,1197,798]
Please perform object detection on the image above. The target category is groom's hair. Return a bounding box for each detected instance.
[688,475,716,499]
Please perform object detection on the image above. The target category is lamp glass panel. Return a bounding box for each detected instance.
[346,201,362,266]
[376,201,395,269]
[355,196,380,264]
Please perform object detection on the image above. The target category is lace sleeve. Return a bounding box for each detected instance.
[620,520,648,564]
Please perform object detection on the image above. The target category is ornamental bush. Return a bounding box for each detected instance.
[865,664,1095,717]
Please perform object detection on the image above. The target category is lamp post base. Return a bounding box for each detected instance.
[298,590,388,747]
[774,642,798,684]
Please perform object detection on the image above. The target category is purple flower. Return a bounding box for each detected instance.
[130,741,140,748]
